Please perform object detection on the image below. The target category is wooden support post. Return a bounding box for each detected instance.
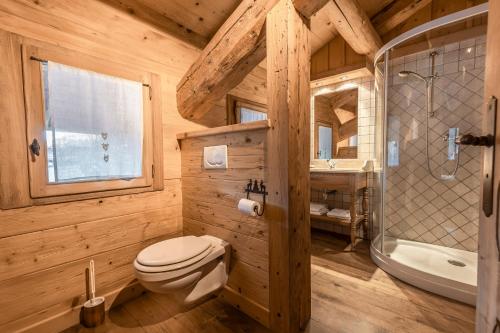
[266,1,311,332]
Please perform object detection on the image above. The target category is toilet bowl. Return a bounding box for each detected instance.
[134,235,230,306]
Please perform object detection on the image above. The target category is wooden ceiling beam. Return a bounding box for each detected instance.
[372,0,432,36]
[330,89,357,109]
[322,0,382,59]
[176,0,278,120]
[98,0,209,49]
[175,0,336,120]
[292,0,330,18]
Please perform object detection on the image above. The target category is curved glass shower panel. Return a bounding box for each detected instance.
[371,56,388,253]
[370,4,488,305]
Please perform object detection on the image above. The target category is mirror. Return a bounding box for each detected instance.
[312,88,358,160]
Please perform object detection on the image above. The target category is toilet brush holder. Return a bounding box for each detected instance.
[81,297,105,328]
[80,259,105,327]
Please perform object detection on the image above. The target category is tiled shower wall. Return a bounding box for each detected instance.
[384,35,485,252]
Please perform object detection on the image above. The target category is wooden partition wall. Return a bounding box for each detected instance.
[177,121,270,327]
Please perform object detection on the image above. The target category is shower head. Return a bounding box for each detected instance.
[398,70,426,82]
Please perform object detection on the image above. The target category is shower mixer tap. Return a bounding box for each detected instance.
[455,134,494,147]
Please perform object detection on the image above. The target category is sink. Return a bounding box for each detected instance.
[310,159,373,173]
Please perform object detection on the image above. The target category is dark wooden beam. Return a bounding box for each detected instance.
[98,0,209,49]
[266,0,311,332]
[372,0,432,36]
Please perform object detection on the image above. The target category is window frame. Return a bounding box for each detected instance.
[226,95,267,125]
[22,44,159,199]
[314,121,334,159]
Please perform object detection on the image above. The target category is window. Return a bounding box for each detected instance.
[227,95,267,125]
[318,125,333,159]
[239,107,267,123]
[23,45,161,199]
[348,135,358,147]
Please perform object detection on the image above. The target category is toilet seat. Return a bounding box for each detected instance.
[134,235,227,283]
[137,235,212,266]
[134,245,214,273]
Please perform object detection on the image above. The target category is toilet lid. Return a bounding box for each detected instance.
[137,236,212,266]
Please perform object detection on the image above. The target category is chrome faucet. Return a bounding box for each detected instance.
[327,159,336,169]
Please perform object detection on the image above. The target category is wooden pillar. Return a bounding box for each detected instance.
[266,1,311,332]
[476,0,500,330]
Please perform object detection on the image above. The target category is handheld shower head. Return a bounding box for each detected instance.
[398,70,427,82]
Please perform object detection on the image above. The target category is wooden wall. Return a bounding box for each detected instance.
[0,0,266,332]
[179,125,270,327]
[311,0,488,80]
[311,34,367,80]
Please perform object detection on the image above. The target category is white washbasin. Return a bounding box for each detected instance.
[310,159,372,173]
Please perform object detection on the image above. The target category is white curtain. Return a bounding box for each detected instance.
[43,61,143,182]
[240,107,267,123]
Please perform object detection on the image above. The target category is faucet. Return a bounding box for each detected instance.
[327,159,336,169]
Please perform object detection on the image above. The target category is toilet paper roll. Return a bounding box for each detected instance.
[238,198,261,217]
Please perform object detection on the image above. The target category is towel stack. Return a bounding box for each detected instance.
[310,202,328,216]
[327,208,351,220]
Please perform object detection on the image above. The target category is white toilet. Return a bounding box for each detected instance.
[134,235,231,306]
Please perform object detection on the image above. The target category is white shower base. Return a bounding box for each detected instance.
[370,235,477,305]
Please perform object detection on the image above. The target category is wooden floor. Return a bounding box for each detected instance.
[308,230,475,333]
[64,230,475,333]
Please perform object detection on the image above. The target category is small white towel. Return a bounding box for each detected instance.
[310,202,328,211]
[327,208,351,219]
[310,207,329,216]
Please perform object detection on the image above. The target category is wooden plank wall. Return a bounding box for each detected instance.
[311,0,488,79]
[179,128,270,327]
[0,1,267,332]
[311,34,366,79]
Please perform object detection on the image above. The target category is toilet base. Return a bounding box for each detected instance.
[138,259,228,306]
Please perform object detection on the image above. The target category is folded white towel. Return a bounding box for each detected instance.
[310,202,328,211]
[327,208,351,219]
[310,207,328,216]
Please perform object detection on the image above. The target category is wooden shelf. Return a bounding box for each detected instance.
[176,120,270,140]
[311,213,364,226]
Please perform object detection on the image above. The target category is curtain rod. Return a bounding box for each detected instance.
[29,56,150,87]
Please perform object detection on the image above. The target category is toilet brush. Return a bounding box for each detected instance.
[81,260,105,327]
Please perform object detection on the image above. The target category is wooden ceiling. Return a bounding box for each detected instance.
[100,0,394,54]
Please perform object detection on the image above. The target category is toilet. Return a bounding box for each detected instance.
[134,235,231,306]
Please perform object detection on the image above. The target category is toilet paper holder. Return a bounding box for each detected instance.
[244,179,268,216]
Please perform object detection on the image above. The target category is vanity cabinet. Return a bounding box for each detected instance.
[310,171,369,250]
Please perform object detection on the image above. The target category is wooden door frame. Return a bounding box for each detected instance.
[476,2,500,331]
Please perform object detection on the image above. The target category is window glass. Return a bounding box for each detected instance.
[42,61,144,183]
[239,107,267,123]
[348,135,358,147]
[318,126,332,159]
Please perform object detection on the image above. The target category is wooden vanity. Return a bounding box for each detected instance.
[310,169,369,250]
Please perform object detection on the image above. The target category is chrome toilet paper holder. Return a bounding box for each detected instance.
[244,179,267,216]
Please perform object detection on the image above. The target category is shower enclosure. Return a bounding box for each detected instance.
[371,3,488,305]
